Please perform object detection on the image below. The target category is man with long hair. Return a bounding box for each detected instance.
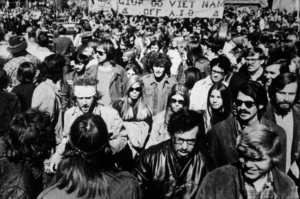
[142,52,177,116]
[264,73,300,175]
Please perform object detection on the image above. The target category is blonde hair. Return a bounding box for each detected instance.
[121,75,151,120]
[236,124,281,164]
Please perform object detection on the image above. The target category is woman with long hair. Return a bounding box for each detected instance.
[205,83,231,132]
[112,75,152,157]
[145,84,189,148]
[185,40,210,80]
[125,61,143,78]
[184,67,201,93]
[38,114,142,199]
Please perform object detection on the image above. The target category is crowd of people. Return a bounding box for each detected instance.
[0,3,300,199]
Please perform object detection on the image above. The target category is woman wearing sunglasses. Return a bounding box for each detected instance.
[112,75,152,168]
[205,83,231,132]
[145,84,189,148]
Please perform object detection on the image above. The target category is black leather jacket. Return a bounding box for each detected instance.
[0,157,44,199]
[134,140,214,199]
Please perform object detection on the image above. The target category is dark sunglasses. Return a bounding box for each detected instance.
[129,87,142,92]
[171,98,184,105]
[235,99,255,108]
[96,50,105,56]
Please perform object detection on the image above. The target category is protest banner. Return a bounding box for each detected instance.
[89,0,113,13]
[111,0,224,18]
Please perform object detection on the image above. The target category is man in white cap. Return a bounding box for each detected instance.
[49,76,127,172]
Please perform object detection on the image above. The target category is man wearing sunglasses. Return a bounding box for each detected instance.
[208,81,287,172]
[134,110,214,199]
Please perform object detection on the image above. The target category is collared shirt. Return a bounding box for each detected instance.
[245,172,274,199]
[4,54,41,87]
[142,74,177,116]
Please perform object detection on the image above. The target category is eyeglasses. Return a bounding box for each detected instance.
[174,137,196,146]
[129,87,142,92]
[171,98,184,105]
[235,99,255,108]
[96,50,106,56]
[211,70,224,75]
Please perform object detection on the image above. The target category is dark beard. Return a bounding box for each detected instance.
[273,101,293,116]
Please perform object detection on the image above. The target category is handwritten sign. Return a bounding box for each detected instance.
[111,0,224,18]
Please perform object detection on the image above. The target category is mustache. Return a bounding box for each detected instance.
[238,110,250,114]
[278,101,292,105]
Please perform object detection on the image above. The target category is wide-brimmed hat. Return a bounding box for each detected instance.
[7,36,28,54]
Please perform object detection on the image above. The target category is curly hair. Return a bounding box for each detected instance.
[146,52,172,76]
[167,109,205,148]
[6,109,56,164]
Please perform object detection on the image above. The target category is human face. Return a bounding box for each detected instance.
[182,28,189,35]
[239,154,272,182]
[274,82,297,115]
[153,65,165,79]
[96,47,107,63]
[246,53,262,73]
[171,94,184,112]
[209,90,223,110]
[249,26,255,33]
[173,126,198,159]
[77,96,95,113]
[74,62,86,72]
[127,68,136,78]
[237,26,242,33]
[113,32,121,42]
[211,66,225,84]
[264,64,281,86]
[236,92,258,123]
[129,82,141,101]
[172,39,178,48]
[122,54,129,63]
[151,44,159,52]
[130,36,135,45]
